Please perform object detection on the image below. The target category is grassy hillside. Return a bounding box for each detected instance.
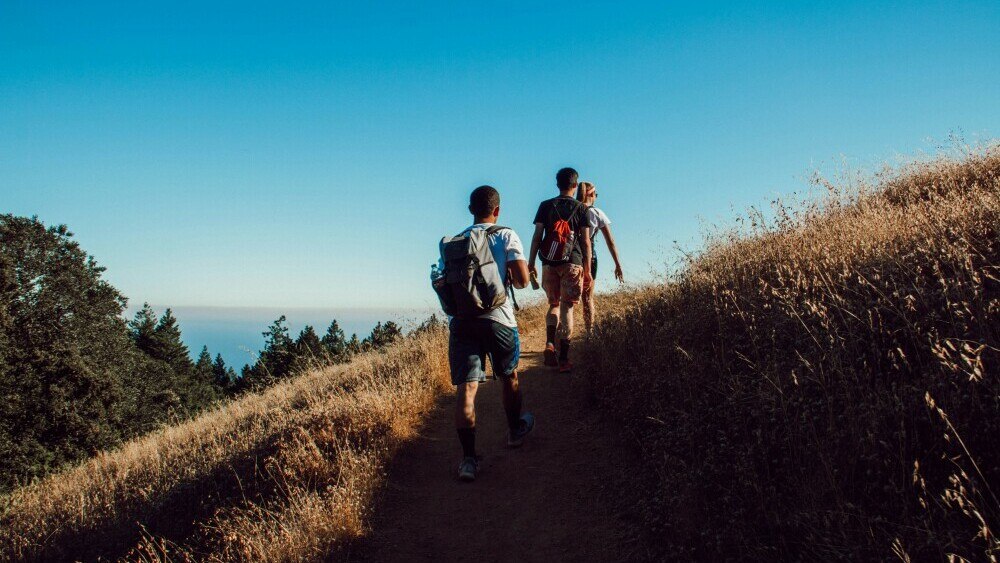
[4,146,998,562]
[0,325,454,561]
[585,146,1000,560]
[0,300,545,562]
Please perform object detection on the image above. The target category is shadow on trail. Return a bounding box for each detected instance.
[344,332,640,562]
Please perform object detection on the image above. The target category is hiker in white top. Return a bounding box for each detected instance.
[433,185,534,482]
[577,181,624,332]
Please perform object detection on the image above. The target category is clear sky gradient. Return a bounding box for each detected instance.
[3,1,999,311]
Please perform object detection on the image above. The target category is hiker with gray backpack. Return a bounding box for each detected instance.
[431,185,534,482]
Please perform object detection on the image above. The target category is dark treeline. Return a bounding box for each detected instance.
[235,315,405,391]
[0,215,412,493]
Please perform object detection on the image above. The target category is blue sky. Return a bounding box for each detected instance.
[3,1,999,311]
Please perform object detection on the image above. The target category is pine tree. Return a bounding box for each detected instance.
[243,315,294,389]
[152,309,194,376]
[345,333,363,357]
[235,363,254,394]
[292,325,324,372]
[126,304,188,426]
[132,306,212,416]
[296,325,323,357]
[261,315,294,377]
[150,309,207,414]
[321,319,347,362]
[212,354,235,394]
[188,346,220,408]
[195,346,213,378]
[362,322,380,350]
[382,320,402,345]
[129,303,158,353]
[365,321,403,350]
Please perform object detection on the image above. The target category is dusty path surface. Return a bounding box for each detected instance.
[346,329,637,562]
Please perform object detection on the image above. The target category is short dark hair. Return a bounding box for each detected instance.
[556,167,579,190]
[469,185,500,218]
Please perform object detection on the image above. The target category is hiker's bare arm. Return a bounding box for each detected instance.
[581,227,593,280]
[528,223,544,274]
[600,225,624,282]
[508,260,530,289]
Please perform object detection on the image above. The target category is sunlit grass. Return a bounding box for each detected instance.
[585,144,1000,560]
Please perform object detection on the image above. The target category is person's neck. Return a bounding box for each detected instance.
[558,190,575,198]
[474,217,497,225]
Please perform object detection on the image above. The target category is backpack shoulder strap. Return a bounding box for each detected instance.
[549,198,566,222]
[485,225,510,235]
[486,225,520,310]
[566,200,584,223]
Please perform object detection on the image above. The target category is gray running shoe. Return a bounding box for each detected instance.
[507,412,536,447]
[458,456,479,482]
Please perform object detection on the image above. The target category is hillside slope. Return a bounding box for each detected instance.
[3,147,999,562]
[0,325,454,561]
[585,146,1000,560]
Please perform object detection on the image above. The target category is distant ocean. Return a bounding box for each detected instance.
[124,305,438,369]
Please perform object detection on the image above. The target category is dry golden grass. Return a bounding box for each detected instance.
[0,296,547,562]
[0,325,452,561]
[585,144,1000,560]
[6,144,996,561]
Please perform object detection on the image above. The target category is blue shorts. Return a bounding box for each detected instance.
[448,318,520,385]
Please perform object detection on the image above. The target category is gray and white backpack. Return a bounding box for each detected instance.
[432,225,514,318]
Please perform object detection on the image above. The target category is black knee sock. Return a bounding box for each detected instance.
[457,427,476,458]
[546,324,556,345]
[559,339,570,361]
[505,392,523,431]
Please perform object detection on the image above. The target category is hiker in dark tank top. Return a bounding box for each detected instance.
[528,167,593,373]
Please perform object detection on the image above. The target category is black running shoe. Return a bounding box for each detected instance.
[458,456,479,482]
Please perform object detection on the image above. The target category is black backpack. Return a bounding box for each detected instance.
[540,198,585,264]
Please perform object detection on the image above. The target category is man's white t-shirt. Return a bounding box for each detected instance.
[438,223,526,328]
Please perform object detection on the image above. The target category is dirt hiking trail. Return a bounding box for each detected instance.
[346,329,639,562]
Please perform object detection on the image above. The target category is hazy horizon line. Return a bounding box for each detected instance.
[129,304,437,312]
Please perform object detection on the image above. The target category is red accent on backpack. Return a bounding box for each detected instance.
[540,202,581,263]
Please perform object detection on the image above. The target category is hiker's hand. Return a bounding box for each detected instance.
[528,263,537,276]
[614,265,624,283]
[583,270,593,286]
